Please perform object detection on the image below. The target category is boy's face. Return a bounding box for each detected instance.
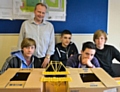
[81,48,96,64]
[23,45,35,58]
[94,35,106,49]
[61,34,72,47]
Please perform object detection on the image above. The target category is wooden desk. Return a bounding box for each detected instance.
[0,68,120,92]
[114,77,120,85]
[0,68,44,92]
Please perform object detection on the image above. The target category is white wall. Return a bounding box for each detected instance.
[0,0,120,69]
[107,0,120,63]
[0,34,19,69]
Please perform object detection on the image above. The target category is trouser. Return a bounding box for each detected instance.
[39,57,45,66]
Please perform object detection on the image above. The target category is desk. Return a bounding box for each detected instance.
[0,68,120,92]
[0,68,44,92]
[114,77,120,85]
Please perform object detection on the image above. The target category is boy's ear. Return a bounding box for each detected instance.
[81,50,83,54]
[60,36,62,41]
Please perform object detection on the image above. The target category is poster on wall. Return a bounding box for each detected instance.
[0,0,13,19]
[43,0,66,21]
[0,0,66,21]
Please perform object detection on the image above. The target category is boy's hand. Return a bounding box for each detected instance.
[82,58,93,68]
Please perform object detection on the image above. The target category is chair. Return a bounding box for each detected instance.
[0,56,14,75]
[111,63,120,77]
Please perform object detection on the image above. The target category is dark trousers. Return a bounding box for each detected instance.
[39,57,45,65]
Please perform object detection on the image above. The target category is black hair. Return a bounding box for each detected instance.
[61,30,72,36]
[82,41,96,51]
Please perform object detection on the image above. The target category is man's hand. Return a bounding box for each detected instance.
[41,58,50,68]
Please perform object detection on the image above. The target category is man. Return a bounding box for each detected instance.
[93,29,120,77]
[66,41,100,68]
[51,30,78,66]
[1,38,41,74]
[18,3,55,68]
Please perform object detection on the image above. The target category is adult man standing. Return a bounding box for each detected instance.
[18,3,55,68]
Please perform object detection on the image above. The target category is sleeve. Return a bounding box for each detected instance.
[17,22,26,50]
[112,46,120,61]
[34,57,42,68]
[66,55,77,68]
[46,24,55,56]
[91,57,100,67]
[0,56,14,74]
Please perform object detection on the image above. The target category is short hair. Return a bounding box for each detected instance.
[34,3,47,10]
[82,41,96,51]
[61,30,72,37]
[21,38,36,49]
[93,29,107,42]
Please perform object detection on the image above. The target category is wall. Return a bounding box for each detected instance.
[0,34,18,69]
[0,0,108,34]
[0,0,120,69]
[107,0,120,63]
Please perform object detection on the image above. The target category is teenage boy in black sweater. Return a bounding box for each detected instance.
[51,30,78,66]
[93,29,120,77]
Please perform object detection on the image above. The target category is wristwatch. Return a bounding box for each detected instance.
[46,55,50,59]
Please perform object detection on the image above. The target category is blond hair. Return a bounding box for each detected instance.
[21,38,36,49]
[93,29,107,42]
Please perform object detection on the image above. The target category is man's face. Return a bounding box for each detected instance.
[81,48,96,64]
[23,45,35,58]
[34,5,46,22]
[94,35,106,49]
[61,34,72,47]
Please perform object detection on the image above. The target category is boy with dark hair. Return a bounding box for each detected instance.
[51,30,78,66]
[61,30,72,36]
[66,41,100,68]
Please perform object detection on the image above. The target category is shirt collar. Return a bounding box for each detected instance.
[30,18,47,25]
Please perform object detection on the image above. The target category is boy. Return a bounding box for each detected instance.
[93,29,120,77]
[51,30,78,66]
[66,41,100,68]
[1,38,41,74]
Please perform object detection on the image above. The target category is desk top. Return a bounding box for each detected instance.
[0,68,120,92]
[114,77,120,85]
